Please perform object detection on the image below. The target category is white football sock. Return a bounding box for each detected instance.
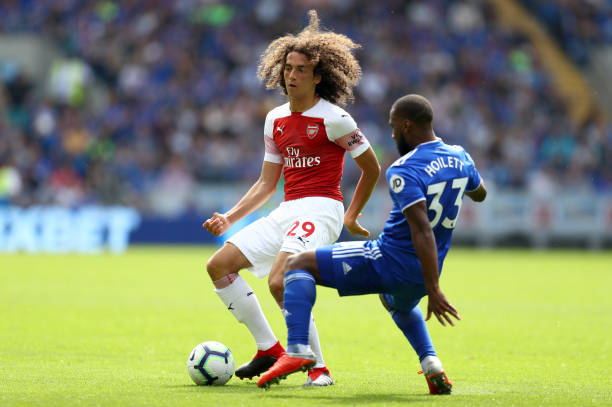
[309,314,326,368]
[420,355,443,375]
[286,343,314,359]
[214,275,278,350]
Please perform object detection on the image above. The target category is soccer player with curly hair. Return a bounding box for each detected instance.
[203,10,380,386]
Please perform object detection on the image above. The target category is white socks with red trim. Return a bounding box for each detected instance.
[214,273,278,350]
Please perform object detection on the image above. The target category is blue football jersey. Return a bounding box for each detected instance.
[377,140,481,281]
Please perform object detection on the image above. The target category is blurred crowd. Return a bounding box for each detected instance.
[0,0,610,215]
[521,0,612,65]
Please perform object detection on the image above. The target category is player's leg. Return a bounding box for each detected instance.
[207,215,287,379]
[265,197,344,387]
[259,241,380,388]
[379,292,452,394]
[206,242,283,367]
[268,251,332,386]
[302,315,333,386]
[257,249,322,388]
[208,243,276,349]
[378,292,435,362]
[277,240,387,351]
[267,251,291,305]
[207,243,284,379]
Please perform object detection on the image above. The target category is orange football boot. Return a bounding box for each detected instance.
[257,354,316,389]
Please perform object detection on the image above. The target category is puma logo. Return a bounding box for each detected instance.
[276,126,284,134]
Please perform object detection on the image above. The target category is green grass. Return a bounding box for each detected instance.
[1,247,611,406]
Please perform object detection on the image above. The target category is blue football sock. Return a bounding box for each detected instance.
[390,305,436,362]
[283,269,316,346]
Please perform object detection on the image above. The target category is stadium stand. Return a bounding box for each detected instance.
[0,0,610,218]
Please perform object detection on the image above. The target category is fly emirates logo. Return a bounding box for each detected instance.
[284,146,321,168]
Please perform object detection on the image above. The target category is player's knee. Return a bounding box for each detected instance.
[206,252,233,281]
[205,256,220,280]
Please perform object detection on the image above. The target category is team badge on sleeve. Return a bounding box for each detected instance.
[389,174,405,193]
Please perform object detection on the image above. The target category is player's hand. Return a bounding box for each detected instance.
[425,288,460,326]
[344,213,370,237]
[202,212,231,236]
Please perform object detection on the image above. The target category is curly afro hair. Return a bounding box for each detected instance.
[257,10,362,106]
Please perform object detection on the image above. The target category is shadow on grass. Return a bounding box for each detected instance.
[265,392,434,404]
[165,383,478,404]
[166,382,263,394]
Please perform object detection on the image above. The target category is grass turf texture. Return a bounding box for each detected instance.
[1,247,611,406]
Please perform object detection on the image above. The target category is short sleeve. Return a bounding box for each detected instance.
[263,112,282,163]
[326,112,370,158]
[263,111,274,138]
[464,152,482,191]
[325,111,357,141]
[386,166,425,211]
[333,129,370,158]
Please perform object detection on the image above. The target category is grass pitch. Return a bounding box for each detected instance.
[1,247,611,406]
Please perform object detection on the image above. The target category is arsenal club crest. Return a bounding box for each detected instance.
[306,123,319,139]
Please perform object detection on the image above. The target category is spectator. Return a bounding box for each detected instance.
[0,0,609,214]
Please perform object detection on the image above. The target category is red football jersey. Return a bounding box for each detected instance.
[264,98,370,202]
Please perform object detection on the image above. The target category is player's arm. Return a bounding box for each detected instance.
[203,161,282,236]
[403,201,460,326]
[344,147,380,237]
[465,180,487,202]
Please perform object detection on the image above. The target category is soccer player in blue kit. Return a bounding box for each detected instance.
[257,94,487,394]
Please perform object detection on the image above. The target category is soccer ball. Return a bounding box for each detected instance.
[187,341,235,386]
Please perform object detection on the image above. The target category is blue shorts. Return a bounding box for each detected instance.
[316,240,428,312]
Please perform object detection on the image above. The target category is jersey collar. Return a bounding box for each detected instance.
[417,138,442,148]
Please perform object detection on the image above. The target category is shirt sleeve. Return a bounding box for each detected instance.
[326,112,370,158]
[333,129,370,158]
[386,166,425,212]
[464,151,482,191]
[263,112,282,164]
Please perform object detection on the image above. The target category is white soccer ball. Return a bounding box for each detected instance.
[187,341,235,386]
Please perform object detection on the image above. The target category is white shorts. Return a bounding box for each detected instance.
[227,197,344,278]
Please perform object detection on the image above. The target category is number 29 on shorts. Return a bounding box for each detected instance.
[287,221,315,237]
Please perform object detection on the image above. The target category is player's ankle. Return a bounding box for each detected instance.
[420,355,443,376]
[256,341,284,357]
[309,366,329,375]
[287,343,313,358]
